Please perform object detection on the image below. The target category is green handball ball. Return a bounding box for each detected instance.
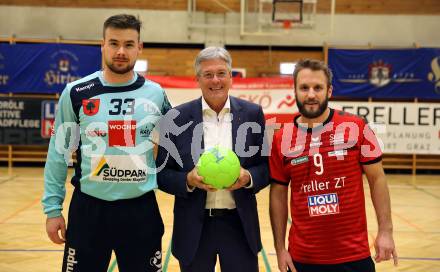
[197,146,241,189]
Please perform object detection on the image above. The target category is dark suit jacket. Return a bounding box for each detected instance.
[156,96,269,266]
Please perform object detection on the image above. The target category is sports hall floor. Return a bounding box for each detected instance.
[0,167,439,272]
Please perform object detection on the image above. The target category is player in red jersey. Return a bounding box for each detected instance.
[269,59,398,272]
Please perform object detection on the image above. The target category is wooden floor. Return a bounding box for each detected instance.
[0,167,439,272]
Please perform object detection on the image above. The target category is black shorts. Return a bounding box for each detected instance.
[289,257,375,272]
[62,188,164,272]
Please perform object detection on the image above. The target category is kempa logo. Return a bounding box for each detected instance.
[66,247,77,271]
[75,83,94,92]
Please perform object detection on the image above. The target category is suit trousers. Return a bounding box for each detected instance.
[179,209,258,272]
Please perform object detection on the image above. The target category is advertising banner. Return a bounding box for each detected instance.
[0,43,101,94]
[328,48,440,99]
[149,76,440,154]
[0,97,57,145]
[331,102,440,155]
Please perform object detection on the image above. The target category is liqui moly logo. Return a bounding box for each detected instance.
[308,193,340,217]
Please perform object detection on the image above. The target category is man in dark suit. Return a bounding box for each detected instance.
[156,47,269,272]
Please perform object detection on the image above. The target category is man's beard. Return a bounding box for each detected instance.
[105,59,135,75]
[296,95,329,119]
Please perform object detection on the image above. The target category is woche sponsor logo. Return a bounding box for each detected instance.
[108,120,136,147]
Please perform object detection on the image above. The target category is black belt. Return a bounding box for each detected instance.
[205,208,237,217]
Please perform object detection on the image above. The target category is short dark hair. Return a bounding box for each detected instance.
[103,14,142,39]
[293,59,333,89]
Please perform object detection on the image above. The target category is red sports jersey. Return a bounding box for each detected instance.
[270,108,382,264]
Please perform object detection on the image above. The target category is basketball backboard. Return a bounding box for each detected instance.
[240,0,335,37]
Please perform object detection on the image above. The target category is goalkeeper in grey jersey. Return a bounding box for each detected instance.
[42,14,170,272]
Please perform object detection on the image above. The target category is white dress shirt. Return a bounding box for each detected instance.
[201,96,237,209]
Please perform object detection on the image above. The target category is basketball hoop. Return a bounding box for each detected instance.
[283,20,292,29]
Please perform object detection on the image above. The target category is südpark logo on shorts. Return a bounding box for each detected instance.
[90,155,147,183]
